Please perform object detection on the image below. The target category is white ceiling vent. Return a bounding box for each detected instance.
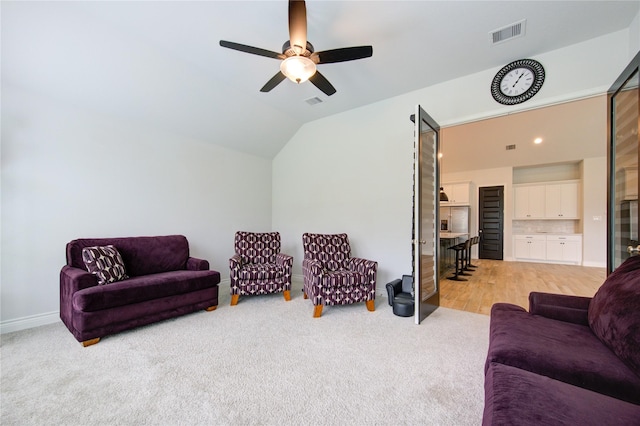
[490,19,526,45]
[305,96,323,106]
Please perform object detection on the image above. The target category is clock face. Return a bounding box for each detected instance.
[491,59,545,105]
[500,68,534,96]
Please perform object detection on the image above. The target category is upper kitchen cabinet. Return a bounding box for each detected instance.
[513,184,546,219]
[441,181,471,205]
[545,181,580,219]
[513,180,580,219]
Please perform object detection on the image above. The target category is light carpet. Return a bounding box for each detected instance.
[1,283,490,425]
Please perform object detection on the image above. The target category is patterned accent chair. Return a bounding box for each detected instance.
[302,233,378,317]
[229,231,293,305]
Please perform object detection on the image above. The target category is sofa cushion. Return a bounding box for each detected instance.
[321,270,368,288]
[67,235,189,276]
[73,270,220,312]
[238,263,285,281]
[483,362,640,426]
[82,245,129,285]
[588,255,640,378]
[486,303,640,404]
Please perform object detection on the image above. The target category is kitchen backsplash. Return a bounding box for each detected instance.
[512,220,580,234]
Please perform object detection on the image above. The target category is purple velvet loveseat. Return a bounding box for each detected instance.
[482,255,640,425]
[60,235,220,346]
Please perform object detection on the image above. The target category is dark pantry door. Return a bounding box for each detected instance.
[479,186,504,260]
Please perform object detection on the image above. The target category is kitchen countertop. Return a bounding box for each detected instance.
[440,232,469,239]
[514,232,583,236]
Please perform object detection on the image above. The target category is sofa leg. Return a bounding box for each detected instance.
[283,290,291,301]
[313,305,323,318]
[303,292,308,299]
[205,305,217,312]
[230,294,239,306]
[82,338,100,347]
[366,300,375,312]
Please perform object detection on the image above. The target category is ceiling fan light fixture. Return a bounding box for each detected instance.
[280,55,317,84]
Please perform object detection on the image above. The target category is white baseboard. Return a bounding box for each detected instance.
[1,311,60,334]
[582,261,606,268]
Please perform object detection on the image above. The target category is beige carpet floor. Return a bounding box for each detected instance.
[1,283,490,425]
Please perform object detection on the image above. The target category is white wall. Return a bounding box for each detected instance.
[273,30,630,290]
[1,85,273,328]
[272,101,414,289]
[630,11,640,58]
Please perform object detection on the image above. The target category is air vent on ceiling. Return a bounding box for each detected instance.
[506,144,516,150]
[305,96,323,106]
[490,19,526,45]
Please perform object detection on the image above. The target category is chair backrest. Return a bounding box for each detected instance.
[235,231,281,264]
[401,274,413,294]
[302,233,351,271]
[66,235,189,277]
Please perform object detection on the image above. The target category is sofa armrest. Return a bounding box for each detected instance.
[302,258,325,280]
[60,265,98,293]
[385,279,402,306]
[348,257,378,291]
[276,253,293,270]
[348,257,378,274]
[229,254,242,270]
[529,292,592,326]
[186,257,209,271]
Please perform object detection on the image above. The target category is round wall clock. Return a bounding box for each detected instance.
[490,59,545,105]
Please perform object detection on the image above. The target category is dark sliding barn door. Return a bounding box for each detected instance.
[479,186,504,260]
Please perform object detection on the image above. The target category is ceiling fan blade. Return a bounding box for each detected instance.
[288,0,307,55]
[220,40,285,60]
[309,71,336,96]
[311,46,373,64]
[260,72,287,92]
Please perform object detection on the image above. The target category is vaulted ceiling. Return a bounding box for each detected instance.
[2,1,638,158]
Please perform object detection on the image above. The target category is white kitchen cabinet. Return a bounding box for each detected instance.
[514,234,582,265]
[441,182,470,205]
[546,235,582,264]
[514,181,580,220]
[514,235,546,260]
[513,185,545,219]
[545,182,579,219]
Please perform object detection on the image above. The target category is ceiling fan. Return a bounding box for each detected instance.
[219,0,373,96]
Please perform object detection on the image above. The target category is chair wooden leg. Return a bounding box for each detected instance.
[366,300,375,312]
[313,305,323,318]
[230,294,239,306]
[283,290,291,301]
[205,305,217,311]
[82,338,100,347]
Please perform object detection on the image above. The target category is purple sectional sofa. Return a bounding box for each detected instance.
[483,255,640,425]
[60,235,220,346]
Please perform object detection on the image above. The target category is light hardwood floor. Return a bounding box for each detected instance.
[439,259,606,315]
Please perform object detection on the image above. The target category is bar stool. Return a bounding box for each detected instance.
[464,236,478,271]
[448,239,472,281]
[467,236,479,268]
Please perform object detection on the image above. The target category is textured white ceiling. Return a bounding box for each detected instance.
[2,1,638,158]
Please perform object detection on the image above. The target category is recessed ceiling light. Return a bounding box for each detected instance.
[534,138,543,144]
